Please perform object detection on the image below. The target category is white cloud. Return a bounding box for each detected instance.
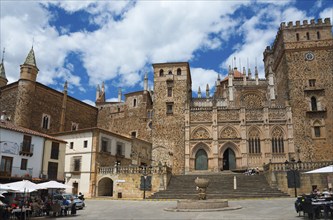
[82,99,96,106]
[319,7,333,20]
[190,68,219,96]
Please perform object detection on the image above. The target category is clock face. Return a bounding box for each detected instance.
[305,52,314,61]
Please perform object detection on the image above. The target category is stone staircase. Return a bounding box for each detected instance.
[149,172,289,199]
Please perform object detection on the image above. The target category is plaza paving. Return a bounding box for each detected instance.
[51,197,301,220]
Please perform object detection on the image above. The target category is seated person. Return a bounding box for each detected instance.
[61,198,70,216]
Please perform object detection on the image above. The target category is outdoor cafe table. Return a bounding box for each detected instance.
[11,207,31,220]
[311,199,333,219]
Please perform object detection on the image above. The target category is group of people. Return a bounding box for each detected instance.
[244,167,260,175]
[312,188,333,198]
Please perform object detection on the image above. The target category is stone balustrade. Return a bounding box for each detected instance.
[263,161,333,172]
[98,165,171,175]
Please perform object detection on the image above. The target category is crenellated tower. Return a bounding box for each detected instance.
[13,47,39,128]
[263,18,333,162]
[152,62,192,174]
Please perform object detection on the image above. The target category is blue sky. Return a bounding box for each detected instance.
[1,0,332,105]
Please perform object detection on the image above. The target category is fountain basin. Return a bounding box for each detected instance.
[177,199,228,209]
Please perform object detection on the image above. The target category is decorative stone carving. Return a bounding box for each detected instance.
[191,111,212,122]
[272,127,283,137]
[246,109,263,121]
[192,128,210,139]
[248,127,260,138]
[218,110,239,121]
[220,127,238,139]
[242,94,263,109]
[268,109,286,120]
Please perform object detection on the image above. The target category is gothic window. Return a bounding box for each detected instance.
[309,79,316,87]
[296,33,299,41]
[133,98,137,107]
[167,87,172,97]
[311,96,317,111]
[306,32,310,40]
[41,114,50,129]
[159,69,164,77]
[248,128,261,154]
[71,122,79,131]
[166,102,173,114]
[314,126,321,137]
[177,68,181,75]
[271,128,284,153]
[317,31,320,39]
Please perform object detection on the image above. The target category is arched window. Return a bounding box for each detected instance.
[311,96,317,111]
[177,68,181,75]
[133,98,137,107]
[42,114,50,129]
[159,69,164,77]
[168,70,172,75]
[271,128,284,153]
[248,129,261,154]
[317,31,320,39]
[195,149,208,170]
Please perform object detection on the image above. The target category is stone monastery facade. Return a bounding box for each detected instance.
[1,18,332,176]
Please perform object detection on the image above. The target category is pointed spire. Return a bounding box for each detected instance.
[63,81,68,92]
[101,81,105,93]
[206,84,210,98]
[96,84,100,101]
[243,67,246,76]
[198,86,202,98]
[228,65,232,75]
[255,66,259,77]
[24,47,38,68]
[144,72,148,91]
[118,87,122,102]
[248,68,252,79]
[0,48,7,79]
[217,74,220,81]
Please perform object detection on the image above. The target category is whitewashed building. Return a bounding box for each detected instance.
[54,127,151,197]
[0,119,66,182]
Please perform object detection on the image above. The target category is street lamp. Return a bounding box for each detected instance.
[285,158,302,197]
[140,165,152,199]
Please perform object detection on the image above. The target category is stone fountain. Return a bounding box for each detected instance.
[165,177,242,212]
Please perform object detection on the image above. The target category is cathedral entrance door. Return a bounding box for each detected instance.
[222,148,236,170]
[195,149,208,170]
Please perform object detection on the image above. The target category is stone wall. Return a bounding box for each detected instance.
[0,82,18,120]
[97,92,152,143]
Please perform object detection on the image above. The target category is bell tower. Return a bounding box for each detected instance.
[152,62,192,174]
[14,47,39,128]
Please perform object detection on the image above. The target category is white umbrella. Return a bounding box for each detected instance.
[0,183,20,192]
[2,180,42,193]
[305,165,333,174]
[38,180,72,189]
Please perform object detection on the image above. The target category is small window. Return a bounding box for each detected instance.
[296,33,299,41]
[311,96,317,111]
[101,138,109,152]
[168,70,172,75]
[71,122,78,131]
[131,131,137,138]
[20,159,28,170]
[133,99,137,107]
[148,121,152,129]
[73,157,81,172]
[167,87,172,97]
[314,126,321,137]
[51,142,59,160]
[306,32,310,40]
[42,114,50,129]
[166,103,173,114]
[309,79,316,87]
[317,31,320,40]
[159,69,164,77]
[177,68,181,75]
[116,143,125,156]
[118,107,120,112]
[70,142,74,149]
[84,140,88,148]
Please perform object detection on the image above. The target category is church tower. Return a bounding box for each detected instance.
[152,62,192,174]
[14,47,39,128]
[264,18,333,162]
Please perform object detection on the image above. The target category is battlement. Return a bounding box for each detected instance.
[280,18,331,29]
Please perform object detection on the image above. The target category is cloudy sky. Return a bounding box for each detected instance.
[1,0,332,105]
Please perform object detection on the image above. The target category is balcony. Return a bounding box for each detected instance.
[19,143,34,156]
[0,166,33,178]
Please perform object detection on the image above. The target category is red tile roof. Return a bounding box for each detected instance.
[0,120,66,143]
